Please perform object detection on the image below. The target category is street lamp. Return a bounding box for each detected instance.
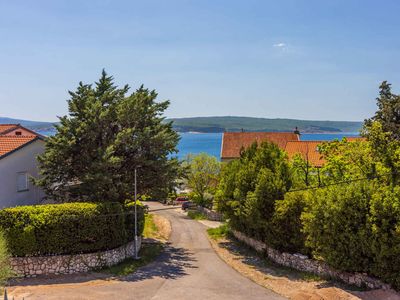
[134,167,140,260]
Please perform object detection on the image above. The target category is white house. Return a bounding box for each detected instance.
[0,124,46,208]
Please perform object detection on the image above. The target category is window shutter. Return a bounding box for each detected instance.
[17,172,28,192]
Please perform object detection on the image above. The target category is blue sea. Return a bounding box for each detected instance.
[37,130,359,160]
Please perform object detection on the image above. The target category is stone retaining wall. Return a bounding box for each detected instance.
[196,206,224,221]
[232,230,391,290]
[10,237,142,277]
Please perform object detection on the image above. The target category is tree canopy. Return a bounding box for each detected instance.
[36,70,180,203]
[183,153,220,207]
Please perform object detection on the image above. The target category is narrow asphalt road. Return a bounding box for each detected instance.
[9,201,285,300]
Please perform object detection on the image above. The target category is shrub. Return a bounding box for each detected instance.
[0,202,145,257]
[270,191,309,254]
[124,201,145,239]
[0,230,12,287]
[302,182,374,272]
[207,224,230,240]
[369,186,400,289]
[215,141,291,243]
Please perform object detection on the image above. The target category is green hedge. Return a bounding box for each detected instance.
[270,191,309,254]
[302,182,374,273]
[0,202,145,257]
[0,229,12,287]
[368,187,400,289]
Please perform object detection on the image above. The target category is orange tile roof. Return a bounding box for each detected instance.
[285,141,325,167]
[221,132,300,159]
[0,124,19,134]
[0,136,39,158]
[345,137,366,142]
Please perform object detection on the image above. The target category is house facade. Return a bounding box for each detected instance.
[0,125,46,208]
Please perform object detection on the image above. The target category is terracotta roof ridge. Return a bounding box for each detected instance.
[0,135,38,138]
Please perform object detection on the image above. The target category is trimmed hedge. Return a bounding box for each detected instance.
[0,229,12,286]
[0,202,145,257]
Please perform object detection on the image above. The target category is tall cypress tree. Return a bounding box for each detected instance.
[365,81,400,140]
[36,71,180,203]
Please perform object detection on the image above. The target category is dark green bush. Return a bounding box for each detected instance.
[0,202,145,257]
[215,141,291,242]
[0,229,13,287]
[124,201,145,239]
[369,186,400,289]
[270,191,309,254]
[302,182,374,273]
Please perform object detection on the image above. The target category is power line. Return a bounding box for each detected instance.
[286,174,387,193]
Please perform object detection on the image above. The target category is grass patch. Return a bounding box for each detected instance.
[143,214,158,239]
[187,210,206,220]
[101,243,163,276]
[207,224,229,240]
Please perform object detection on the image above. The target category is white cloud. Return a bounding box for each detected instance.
[273,43,286,48]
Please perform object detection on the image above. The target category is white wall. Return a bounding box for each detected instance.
[0,140,46,209]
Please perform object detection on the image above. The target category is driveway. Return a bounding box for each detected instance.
[8,201,285,300]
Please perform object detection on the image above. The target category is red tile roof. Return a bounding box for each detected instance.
[0,124,19,135]
[285,141,325,167]
[221,132,300,159]
[345,137,366,142]
[0,136,39,158]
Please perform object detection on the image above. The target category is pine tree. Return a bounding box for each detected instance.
[36,71,180,203]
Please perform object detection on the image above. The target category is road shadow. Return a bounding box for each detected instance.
[122,242,197,282]
[8,242,197,288]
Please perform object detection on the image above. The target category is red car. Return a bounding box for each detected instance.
[175,196,188,203]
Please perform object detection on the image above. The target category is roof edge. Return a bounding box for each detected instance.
[0,137,43,161]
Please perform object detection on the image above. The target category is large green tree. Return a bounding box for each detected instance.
[215,141,291,240]
[363,82,400,185]
[365,81,400,140]
[36,71,180,203]
[183,153,220,207]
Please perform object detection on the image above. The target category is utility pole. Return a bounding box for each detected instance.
[134,167,140,259]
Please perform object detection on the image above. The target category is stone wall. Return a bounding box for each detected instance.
[196,206,224,221]
[232,230,391,290]
[10,238,142,277]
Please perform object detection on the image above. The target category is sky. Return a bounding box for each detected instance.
[0,0,400,122]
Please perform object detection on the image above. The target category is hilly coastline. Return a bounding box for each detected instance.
[0,116,362,133]
[168,116,362,133]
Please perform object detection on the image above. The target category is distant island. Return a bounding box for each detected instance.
[168,116,362,133]
[1,116,362,133]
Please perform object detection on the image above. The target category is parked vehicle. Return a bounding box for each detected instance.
[182,201,196,211]
[175,196,188,203]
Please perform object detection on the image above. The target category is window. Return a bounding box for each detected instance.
[17,172,29,192]
[15,131,22,136]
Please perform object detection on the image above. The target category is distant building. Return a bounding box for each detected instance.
[0,124,46,208]
[285,137,366,167]
[220,130,365,167]
[220,131,300,162]
[284,141,325,167]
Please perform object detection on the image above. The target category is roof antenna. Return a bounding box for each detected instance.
[294,126,300,135]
